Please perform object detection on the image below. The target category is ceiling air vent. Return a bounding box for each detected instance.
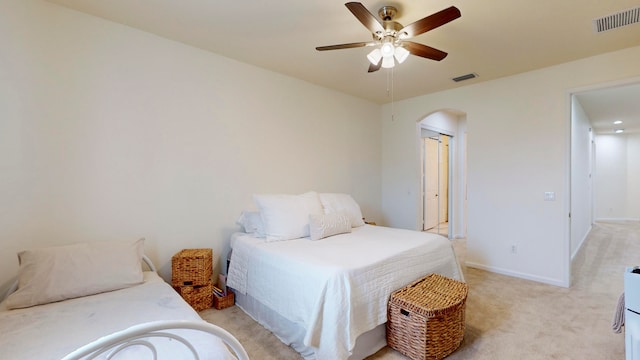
[593,6,640,33]
[452,73,478,82]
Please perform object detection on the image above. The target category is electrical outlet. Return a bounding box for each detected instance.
[511,245,517,254]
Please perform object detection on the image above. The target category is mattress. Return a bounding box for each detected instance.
[227,224,463,360]
[0,272,235,360]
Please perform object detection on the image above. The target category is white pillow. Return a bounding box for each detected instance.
[5,238,144,309]
[319,193,365,227]
[236,211,265,237]
[254,191,324,241]
[309,213,352,241]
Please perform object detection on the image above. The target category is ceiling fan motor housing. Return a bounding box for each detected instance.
[372,6,403,41]
[378,6,397,21]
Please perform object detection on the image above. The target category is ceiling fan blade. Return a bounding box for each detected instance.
[399,6,461,38]
[368,58,382,73]
[403,41,448,61]
[345,2,385,35]
[316,41,375,51]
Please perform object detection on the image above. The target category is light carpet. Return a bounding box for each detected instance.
[200,221,638,359]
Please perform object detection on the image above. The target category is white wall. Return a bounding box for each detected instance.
[629,134,640,219]
[594,134,640,221]
[0,0,382,293]
[381,45,640,287]
[570,98,593,259]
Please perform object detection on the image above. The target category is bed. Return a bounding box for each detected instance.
[227,192,463,360]
[0,239,249,360]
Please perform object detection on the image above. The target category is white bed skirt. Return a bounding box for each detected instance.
[234,291,387,360]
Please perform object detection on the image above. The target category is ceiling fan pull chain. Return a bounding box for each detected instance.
[386,68,390,96]
[389,67,395,121]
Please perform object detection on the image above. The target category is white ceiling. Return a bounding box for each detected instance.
[46,0,640,133]
[575,82,640,135]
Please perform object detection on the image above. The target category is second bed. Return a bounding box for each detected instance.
[227,224,463,360]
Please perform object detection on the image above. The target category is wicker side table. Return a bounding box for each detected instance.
[171,248,213,286]
[387,273,468,360]
[171,248,214,311]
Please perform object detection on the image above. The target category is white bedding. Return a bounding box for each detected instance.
[227,224,463,360]
[0,272,235,360]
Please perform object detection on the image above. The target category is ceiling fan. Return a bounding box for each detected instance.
[316,2,461,72]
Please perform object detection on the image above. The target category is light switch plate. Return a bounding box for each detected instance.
[544,192,556,201]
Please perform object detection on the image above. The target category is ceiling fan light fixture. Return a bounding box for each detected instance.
[381,55,395,68]
[367,48,382,65]
[380,42,395,57]
[394,46,410,63]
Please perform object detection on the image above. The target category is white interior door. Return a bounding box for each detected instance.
[423,138,439,230]
[439,136,449,222]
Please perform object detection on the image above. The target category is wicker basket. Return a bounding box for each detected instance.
[386,274,468,360]
[213,289,235,310]
[171,248,213,286]
[174,280,213,312]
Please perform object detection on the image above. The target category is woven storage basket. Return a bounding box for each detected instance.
[171,248,213,286]
[387,273,468,360]
[213,289,235,310]
[174,280,213,312]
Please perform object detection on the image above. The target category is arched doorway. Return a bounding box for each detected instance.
[418,109,467,239]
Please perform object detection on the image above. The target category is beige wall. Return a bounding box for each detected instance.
[570,98,593,259]
[3,0,640,295]
[594,133,640,221]
[0,0,382,292]
[381,45,640,287]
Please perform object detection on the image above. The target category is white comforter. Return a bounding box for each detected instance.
[0,272,234,360]
[227,224,463,360]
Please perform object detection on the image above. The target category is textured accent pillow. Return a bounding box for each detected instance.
[319,193,365,227]
[5,238,144,309]
[236,211,265,237]
[254,191,324,241]
[309,213,352,241]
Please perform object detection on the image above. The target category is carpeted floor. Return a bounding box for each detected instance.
[200,221,638,359]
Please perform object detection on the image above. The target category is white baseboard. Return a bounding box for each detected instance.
[465,261,569,288]
[595,217,640,223]
[571,224,592,261]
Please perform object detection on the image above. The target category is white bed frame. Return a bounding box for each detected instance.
[4,255,250,360]
[62,320,249,360]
